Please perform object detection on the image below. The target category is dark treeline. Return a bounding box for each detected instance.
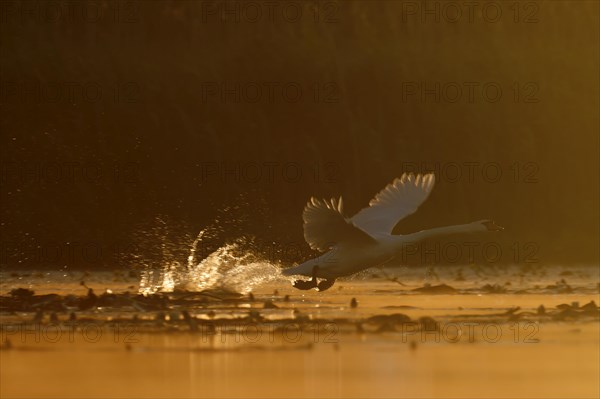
[1,1,598,269]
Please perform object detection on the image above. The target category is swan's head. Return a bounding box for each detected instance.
[479,220,504,231]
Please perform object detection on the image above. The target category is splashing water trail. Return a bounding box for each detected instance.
[138,230,286,295]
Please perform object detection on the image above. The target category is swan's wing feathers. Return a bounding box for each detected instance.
[351,173,435,235]
[303,196,376,252]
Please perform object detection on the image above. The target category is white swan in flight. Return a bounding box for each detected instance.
[282,173,503,291]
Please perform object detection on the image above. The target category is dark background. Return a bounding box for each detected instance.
[1,1,598,269]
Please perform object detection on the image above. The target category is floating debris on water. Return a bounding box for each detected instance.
[419,316,439,331]
[9,288,34,298]
[537,305,546,315]
[413,284,457,294]
[263,300,278,309]
[481,284,507,294]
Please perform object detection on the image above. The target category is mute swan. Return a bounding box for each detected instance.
[282,173,503,291]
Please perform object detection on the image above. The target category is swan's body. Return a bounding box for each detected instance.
[282,173,502,289]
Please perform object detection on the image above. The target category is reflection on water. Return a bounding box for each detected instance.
[1,264,599,398]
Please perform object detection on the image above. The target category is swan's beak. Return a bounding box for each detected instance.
[483,220,504,231]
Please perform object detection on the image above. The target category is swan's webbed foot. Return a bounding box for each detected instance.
[317,279,336,292]
[293,279,318,290]
[292,265,321,291]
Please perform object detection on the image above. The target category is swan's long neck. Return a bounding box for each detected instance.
[394,222,487,247]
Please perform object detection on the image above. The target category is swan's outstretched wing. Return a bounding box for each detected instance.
[303,196,376,252]
[352,173,435,235]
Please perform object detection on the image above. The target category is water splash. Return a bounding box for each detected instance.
[138,230,285,295]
